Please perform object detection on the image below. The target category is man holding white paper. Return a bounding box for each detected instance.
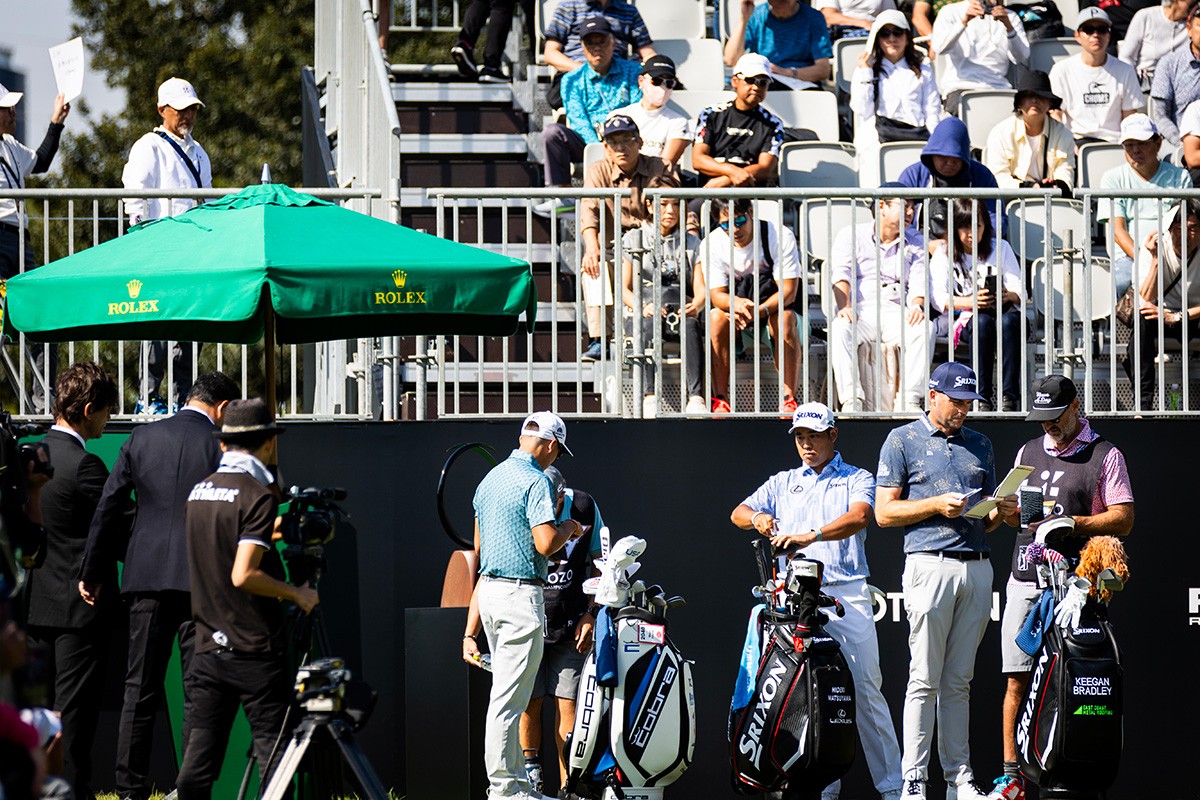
[874,361,1017,800]
[983,374,1134,800]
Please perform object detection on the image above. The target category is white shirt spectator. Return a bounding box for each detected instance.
[931,2,1030,95]
[814,0,897,23]
[121,127,213,224]
[830,221,930,309]
[0,135,36,226]
[850,57,944,139]
[1050,56,1143,142]
[701,219,801,288]
[928,238,1022,313]
[1178,97,1200,139]
[613,100,690,159]
[1118,4,1188,88]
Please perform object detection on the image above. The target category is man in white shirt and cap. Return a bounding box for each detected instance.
[122,77,213,415]
[1049,7,1144,146]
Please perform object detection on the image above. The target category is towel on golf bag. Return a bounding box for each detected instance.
[1017,601,1122,792]
[1016,590,1056,656]
[595,606,618,686]
[729,616,856,795]
[730,605,766,714]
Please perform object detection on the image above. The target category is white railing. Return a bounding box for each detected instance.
[388,0,464,31]
[424,185,1200,419]
[0,188,387,420]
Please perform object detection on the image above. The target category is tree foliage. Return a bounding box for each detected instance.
[56,0,315,189]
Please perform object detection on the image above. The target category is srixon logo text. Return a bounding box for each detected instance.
[739,656,787,769]
[1016,650,1050,753]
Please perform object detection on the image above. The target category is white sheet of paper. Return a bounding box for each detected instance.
[964,465,1035,519]
[48,38,85,104]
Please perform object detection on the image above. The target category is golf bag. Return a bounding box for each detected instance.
[564,535,696,800]
[1017,599,1123,794]
[728,543,856,797]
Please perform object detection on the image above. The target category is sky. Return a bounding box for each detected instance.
[2,0,127,132]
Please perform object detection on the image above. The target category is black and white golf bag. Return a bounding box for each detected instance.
[728,542,856,798]
[564,534,696,800]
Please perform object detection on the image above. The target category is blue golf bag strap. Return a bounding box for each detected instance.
[596,605,619,687]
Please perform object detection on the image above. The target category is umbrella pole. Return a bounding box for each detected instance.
[264,305,277,417]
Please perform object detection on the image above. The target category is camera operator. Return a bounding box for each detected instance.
[0,421,52,596]
[175,398,317,800]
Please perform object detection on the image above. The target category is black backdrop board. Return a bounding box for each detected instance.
[236,419,1196,799]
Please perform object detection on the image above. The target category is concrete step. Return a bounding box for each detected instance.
[391,82,516,104]
[399,133,527,155]
[401,157,541,188]
[395,103,526,135]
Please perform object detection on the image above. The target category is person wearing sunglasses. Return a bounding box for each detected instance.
[1049,7,1144,146]
[610,55,692,170]
[723,0,833,90]
[697,198,802,415]
[932,0,1030,116]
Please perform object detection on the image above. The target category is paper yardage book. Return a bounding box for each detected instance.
[964,465,1035,519]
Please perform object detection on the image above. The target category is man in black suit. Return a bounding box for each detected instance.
[78,371,239,800]
[24,360,119,800]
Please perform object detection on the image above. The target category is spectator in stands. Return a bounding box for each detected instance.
[830,184,931,413]
[621,191,706,417]
[983,69,1075,190]
[122,77,212,414]
[699,198,802,414]
[542,0,655,109]
[1150,2,1200,145]
[611,55,691,170]
[1120,0,1191,92]
[1087,0,1160,46]
[1049,8,1143,145]
[536,16,642,218]
[0,83,69,415]
[817,0,898,42]
[932,0,1030,115]
[1098,113,1191,296]
[1177,98,1200,181]
[898,116,1000,246]
[450,0,517,83]
[850,11,943,162]
[579,116,678,361]
[929,198,1024,411]
[1125,198,1200,401]
[723,0,834,89]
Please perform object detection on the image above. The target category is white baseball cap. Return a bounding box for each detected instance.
[1119,112,1158,143]
[1075,6,1112,26]
[0,82,23,108]
[788,402,836,434]
[520,411,573,456]
[733,52,772,79]
[157,77,205,110]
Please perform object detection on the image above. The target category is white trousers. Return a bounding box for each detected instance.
[900,555,993,787]
[479,578,546,799]
[821,578,904,799]
[830,306,929,412]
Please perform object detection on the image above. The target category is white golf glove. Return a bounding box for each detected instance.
[1054,577,1092,630]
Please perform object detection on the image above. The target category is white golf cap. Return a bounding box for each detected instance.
[733,52,771,79]
[157,77,205,110]
[0,82,23,108]
[1075,6,1112,26]
[520,410,573,456]
[788,402,836,434]
[1119,112,1158,143]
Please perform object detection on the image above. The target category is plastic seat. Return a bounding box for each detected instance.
[958,90,1017,152]
[655,39,726,92]
[635,0,707,41]
[667,90,736,128]
[796,198,873,267]
[779,141,859,188]
[1031,255,1115,325]
[1030,37,1082,75]
[762,89,840,142]
[583,142,605,174]
[1077,142,1126,188]
[833,38,868,94]
[877,140,926,182]
[1005,198,1088,263]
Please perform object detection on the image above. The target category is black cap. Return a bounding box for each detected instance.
[579,15,613,38]
[1026,375,1078,421]
[600,113,639,138]
[1013,67,1061,110]
[641,54,677,78]
[215,397,286,440]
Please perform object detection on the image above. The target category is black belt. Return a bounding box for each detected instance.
[0,221,29,236]
[918,550,989,561]
[483,574,546,587]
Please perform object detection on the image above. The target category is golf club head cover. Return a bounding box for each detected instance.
[1054,577,1091,630]
[1035,515,1076,547]
[591,535,647,607]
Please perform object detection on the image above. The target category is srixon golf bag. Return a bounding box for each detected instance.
[564,534,696,800]
[728,542,856,798]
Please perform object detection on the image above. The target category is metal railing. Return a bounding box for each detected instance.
[422,185,1200,419]
[388,0,464,31]
[0,188,388,420]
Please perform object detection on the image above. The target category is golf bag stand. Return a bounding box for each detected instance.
[728,541,856,798]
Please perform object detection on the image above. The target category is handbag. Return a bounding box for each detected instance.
[874,76,930,143]
[1115,270,1182,327]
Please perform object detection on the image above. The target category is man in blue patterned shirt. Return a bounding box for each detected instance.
[463,412,583,800]
[875,362,1017,800]
[542,0,655,109]
[733,402,904,800]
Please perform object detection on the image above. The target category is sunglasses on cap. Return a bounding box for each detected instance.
[739,75,771,88]
[719,214,750,231]
[648,75,677,89]
[1078,24,1110,34]
[879,26,907,38]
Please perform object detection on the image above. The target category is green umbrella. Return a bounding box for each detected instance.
[4,183,537,345]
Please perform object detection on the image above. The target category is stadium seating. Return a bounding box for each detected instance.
[667,90,735,126]
[762,90,840,142]
[1077,142,1126,189]
[959,89,1017,152]
[833,37,868,95]
[1005,197,1087,263]
[779,141,859,188]
[877,140,926,183]
[655,39,726,91]
[634,0,708,42]
[797,198,873,267]
[1031,255,1116,327]
[583,141,605,174]
[1029,37,1083,76]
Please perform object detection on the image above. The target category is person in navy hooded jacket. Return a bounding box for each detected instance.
[898,116,1001,249]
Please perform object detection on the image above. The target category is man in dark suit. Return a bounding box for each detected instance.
[78,371,239,800]
[24,360,119,800]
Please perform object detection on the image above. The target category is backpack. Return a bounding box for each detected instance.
[1010,2,1065,40]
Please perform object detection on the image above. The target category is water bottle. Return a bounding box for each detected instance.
[1167,383,1183,411]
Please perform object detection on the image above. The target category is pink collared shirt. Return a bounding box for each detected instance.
[1016,418,1134,514]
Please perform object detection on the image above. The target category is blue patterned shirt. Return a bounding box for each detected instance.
[544,0,653,62]
[741,453,876,584]
[473,449,556,580]
[562,58,642,144]
[876,414,997,554]
[1150,42,1200,144]
[744,3,833,69]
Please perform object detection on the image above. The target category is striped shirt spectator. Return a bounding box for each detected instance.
[544,0,653,63]
[1150,19,1200,145]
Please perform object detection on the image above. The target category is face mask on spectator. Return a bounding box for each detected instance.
[642,83,670,108]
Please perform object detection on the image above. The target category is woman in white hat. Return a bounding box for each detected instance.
[850,10,944,174]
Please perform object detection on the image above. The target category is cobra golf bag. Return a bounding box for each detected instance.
[564,533,696,800]
[729,540,856,799]
[1015,497,1125,798]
